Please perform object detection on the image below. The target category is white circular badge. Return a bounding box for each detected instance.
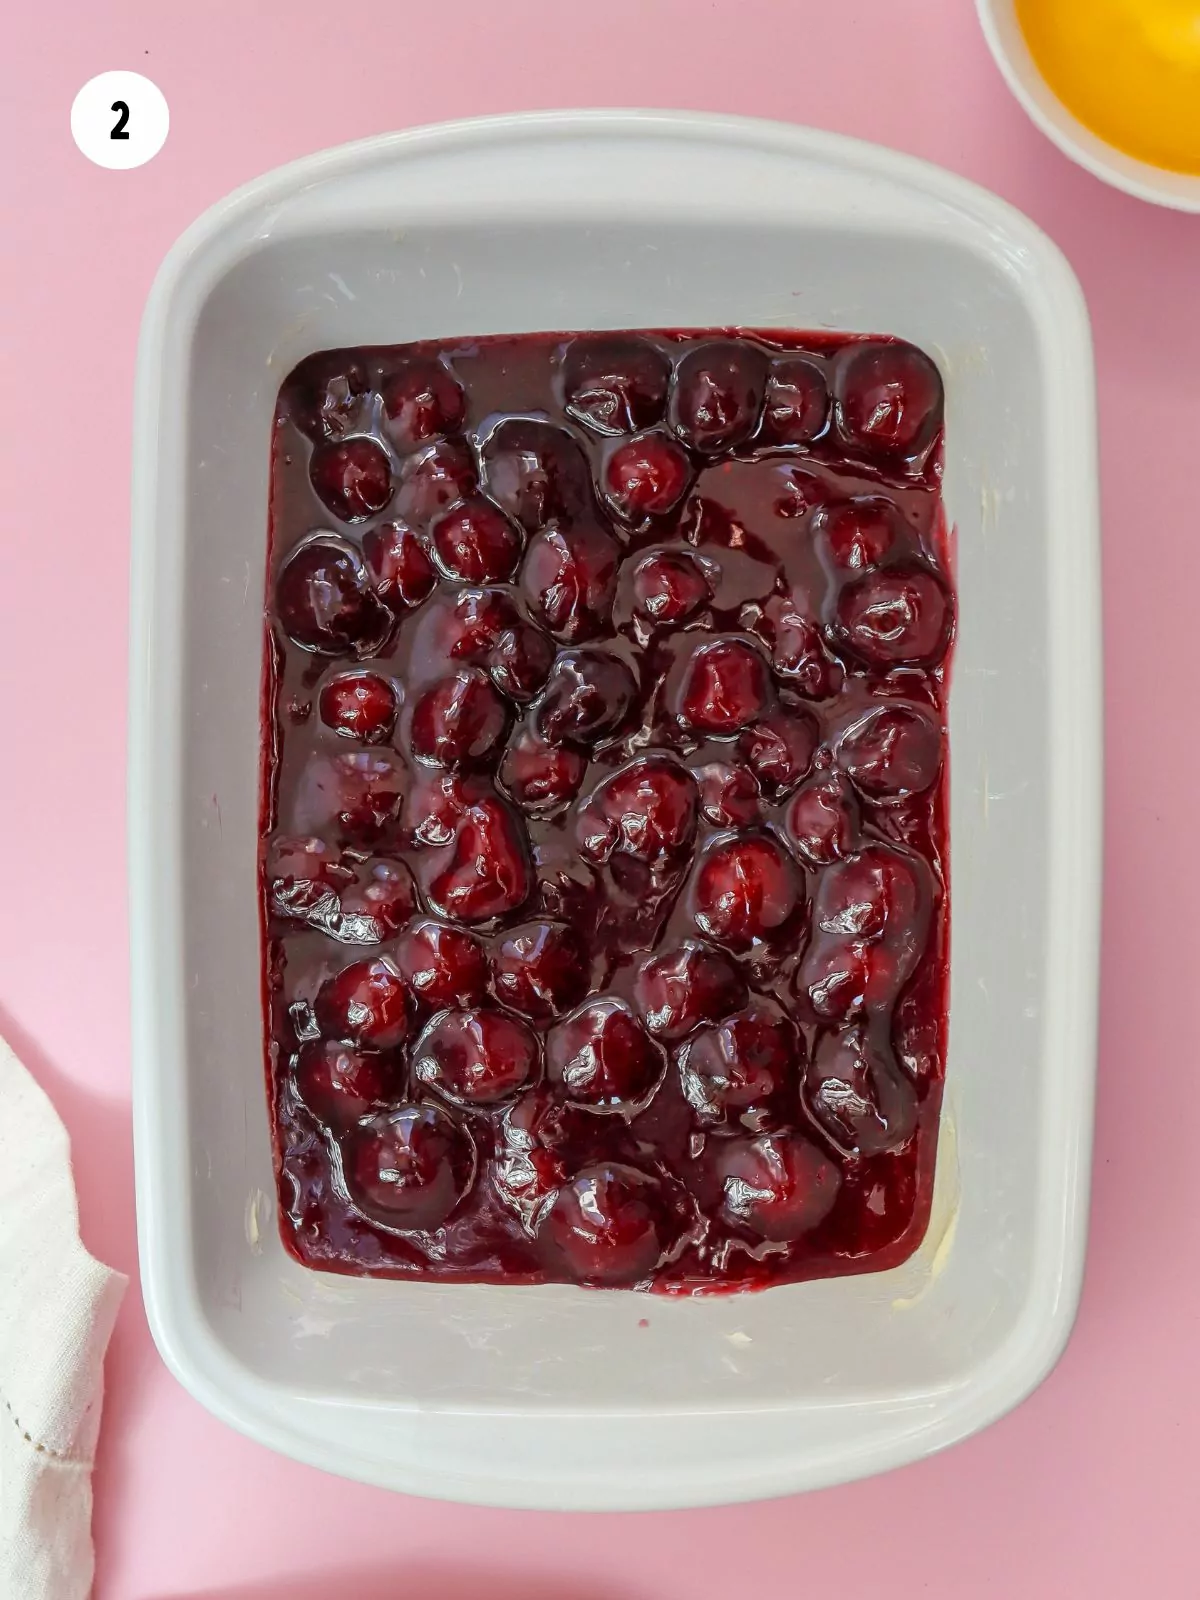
[71,71,169,170]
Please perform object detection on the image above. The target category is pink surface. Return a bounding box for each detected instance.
[2,1,1197,1594]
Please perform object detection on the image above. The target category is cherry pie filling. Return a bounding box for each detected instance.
[261,328,952,1291]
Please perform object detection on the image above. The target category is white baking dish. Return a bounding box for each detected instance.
[129,110,1101,1509]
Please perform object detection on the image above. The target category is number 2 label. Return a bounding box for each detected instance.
[71,72,168,169]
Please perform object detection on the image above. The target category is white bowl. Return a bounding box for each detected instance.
[130,110,1102,1509]
[977,0,1200,211]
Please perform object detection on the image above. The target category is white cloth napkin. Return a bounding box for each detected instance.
[0,1037,127,1600]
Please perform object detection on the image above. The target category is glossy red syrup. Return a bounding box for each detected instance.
[260,328,952,1292]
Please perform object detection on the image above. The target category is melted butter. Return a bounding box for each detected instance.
[1016,0,1200,175]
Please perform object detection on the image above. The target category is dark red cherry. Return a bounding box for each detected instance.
[786,772,860,865]
[714,1131,841,1239]
[409,669,508,768]
[692,833,801,948]
[426,591,552,702]
[314,956,410,1049]
[670,340,767,454]
[335,857,418,942]
[761,594,843,699]
[602,431,691,522]
[394,439,477,527]
[318,670,398,743]
[431,496,523,583]
[794,940,872,1024]
[798,845,932,1020]
[634,941,748,1042]
[814,844,929,944]
[267,835,350,925]
[835,339,943,461]
[437,587,521,663]
[480,418,593,531]
[522,522,619,642]
[294,1040,395,1127]
[631,550,710,625]
[381,357,466,450]
[289,356,370,441]
[834,566,952,668]
[344,1103,475,1229]
[490,621,555,702]
[499,724,587,814]
[396,569,494,650]
[423,795,532,924]
[559,336,671,434]
[678,638,772,735]
[290,748,405,843]
[493,1088,574,1226]
[816,499,904,572]
[694,762,761,828]
[309,437,393,522]
[576,757,697,864]
[759,356,830,445]
[412,1008,540,1105]
[536,648,636,746]
[541,1164,670,1284]
[275,537,392,657]
[837,702,943,799]
[804,1023,919,1156]
[738,707,818,797]
[546,1000,665,1113]
[680,1002,800,1129]
[363,521,436,609]
[401,768,489,846]
[492,921,589,1019]
[392,918,489,1010]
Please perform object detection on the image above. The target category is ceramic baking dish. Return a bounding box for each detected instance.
[129,109,1101,1509]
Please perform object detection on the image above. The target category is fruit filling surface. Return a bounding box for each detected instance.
[261,328,953,1291]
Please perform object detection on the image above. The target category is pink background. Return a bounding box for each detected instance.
[3,0,1198,1595]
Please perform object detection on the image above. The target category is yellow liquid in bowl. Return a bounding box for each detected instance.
[1015,0,1200,175]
